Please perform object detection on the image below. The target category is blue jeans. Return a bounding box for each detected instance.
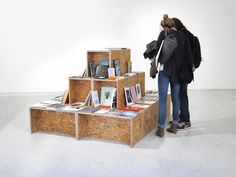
[179,83,190,122]
[158,71,180,128]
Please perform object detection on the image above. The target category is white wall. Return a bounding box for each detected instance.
[0,0,235,92]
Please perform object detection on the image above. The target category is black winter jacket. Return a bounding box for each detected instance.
[157,29,193,84]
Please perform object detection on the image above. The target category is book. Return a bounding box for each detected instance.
[84,91,92,106]
[95,65,108,79]
[100,87,116,108]
[100,58,109,66]
[62,105,84,111]
[136,99,156,105]
[94,109,110,114]
[124,87,134,106]
[135,83,142,99]
[108,68,115,78]
[105,109,123,116]
[62,89,69,104]
[142,95,158,101]
[46,103,67,110]
[111,88,117,108]
[78,107,100,113]
[120,110,139,117]
[130,104,150,108]
[130,86,138,103]
[145,90,159,97]
[91,90,100,107]
[113,59,121,76]
[119,106,142,112]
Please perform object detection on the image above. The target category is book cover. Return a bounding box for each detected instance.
[135,83,142,99]
[95,65,108,79]
[91,90,100,107]
[105,109,123,116]
[119,106,142,112]
[100,58,109,66]
[113,59,121,76]
[120,110,139,117]
[111,88,117,108]
[78,107,100,113]
[124,87,134,106]
[108,68,115,78]
[130,86,138,103]
[94,109,110,114]
[136,99,155,105]
[100,87,116,107]
[46,103,67,110]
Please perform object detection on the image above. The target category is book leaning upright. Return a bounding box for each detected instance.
[100,87,116,108]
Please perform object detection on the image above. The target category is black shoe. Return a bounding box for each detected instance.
[177,122,191,129]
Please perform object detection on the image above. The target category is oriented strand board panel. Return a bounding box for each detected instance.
[131,114,143,146]
[110,49,130,75]
[78,114,131,144]
[93,79,117,100]
[30,108,75,137]
[87,49,130,75]
[117,72,145,108]
[87,51,109,66]
[69,78,92,103]
[142,102,158,135]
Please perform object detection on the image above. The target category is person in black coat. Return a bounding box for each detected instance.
[172,17,195,129]
[155,15,193,137]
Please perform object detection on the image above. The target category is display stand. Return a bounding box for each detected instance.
[29,48,171,147]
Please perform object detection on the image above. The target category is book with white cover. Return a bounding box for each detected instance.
[91,90,100,107]
[100,87,116,107]
[94,109,110,114]
[108,68,115,78]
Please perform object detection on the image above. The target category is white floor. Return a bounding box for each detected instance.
[0,90,235,177]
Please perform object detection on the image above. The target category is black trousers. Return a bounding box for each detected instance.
[179,83,190,122]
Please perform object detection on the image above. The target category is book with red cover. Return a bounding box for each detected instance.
[118,106,143,112]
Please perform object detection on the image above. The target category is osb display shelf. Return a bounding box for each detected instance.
[69,72,145,109]
[30,95,171,147]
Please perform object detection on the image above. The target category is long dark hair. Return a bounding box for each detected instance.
[172,17,186,31]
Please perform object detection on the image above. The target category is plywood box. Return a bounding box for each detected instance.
[69,72,145,109]
[77,101,158,147]
[30,108,77,137]
[87,49,130,76]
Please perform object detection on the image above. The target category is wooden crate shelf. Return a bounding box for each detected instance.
[30,108,76,137]
[29,48,172,147]
[69,72,145,109]
[87,49,130,76]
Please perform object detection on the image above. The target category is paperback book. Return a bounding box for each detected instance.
[120,110,139,117]
[124,87,134,106]
[91,90,100,107]
[100,87,116,108]
[78,107,100,113]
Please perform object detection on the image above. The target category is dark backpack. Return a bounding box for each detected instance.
[192,35,202,68]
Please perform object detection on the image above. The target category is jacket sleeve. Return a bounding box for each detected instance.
[180,35,194,84]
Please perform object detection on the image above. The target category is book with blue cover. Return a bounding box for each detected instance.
[100,58,109,66]
[120,110,139,117]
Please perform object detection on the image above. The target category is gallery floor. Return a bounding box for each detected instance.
[0,90,235,177]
